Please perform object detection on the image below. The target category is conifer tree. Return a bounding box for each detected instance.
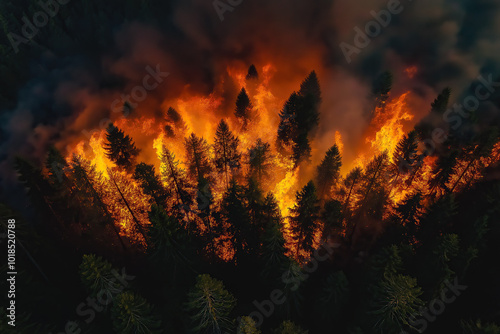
[261,193,288,280]
[221,179,254,259]
[318,271,350,321]
[213,120,241,186]
[196,176,217,259]
[104,123,140,172]
[165,106,187,136]
[185,133,213,182]
[390,130,418,185]
[159,146,193,217]
[415,88,451,140]
[341,167,363,211]
[15,156,63,228]
[245,177,265,230]
[292,132,312,166]
[111,292,162,334]
[79,254,123,297]
[321,199,343,239]
[277,71,321,163]
[279,260,306,319]
[368,274,423,333]
[133,162,169,207]
[316,144,342,199]
[45,146,69,186]
[237,316,261,334]
[372,71,393,108]
[429,150,459,197]
[147,205,194,276]
[349,153,389,241]
[297,70,321,133]
[248,139,272,183]
[275,320,308,334]
[71,156,128,250]
[246,64,259,80]
[277,92,300,149]
[235,88,253,130]
[290,181,321,257]
[186,274,236,334]
[449,128,499,192]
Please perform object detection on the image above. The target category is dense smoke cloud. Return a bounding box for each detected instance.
[1,0,500,205]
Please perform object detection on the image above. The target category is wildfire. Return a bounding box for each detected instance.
[367,92,413,161]
[61,63,500,261]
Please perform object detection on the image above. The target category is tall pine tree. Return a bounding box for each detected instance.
[315,144,342,199]
[290,181,321,258]
[213,120,241,187]
[104,123,140,172]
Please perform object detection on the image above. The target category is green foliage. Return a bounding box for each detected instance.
[186,274,236,334]
[461,319,500,334]
[147,205,193,271]
[368,274,423,333]
[369,245,404,281]
[318,271,350,319]
[237,316,261,334]
[275,320,308,334]
[79,254,123,297]
[111,292,162,334]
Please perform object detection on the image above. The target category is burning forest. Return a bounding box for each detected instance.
[1,1,500,334]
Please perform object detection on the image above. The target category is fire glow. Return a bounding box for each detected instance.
[62,64,500,260]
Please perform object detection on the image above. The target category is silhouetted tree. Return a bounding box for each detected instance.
[159,146,193,218]
[290,181,321,257]
[246,64,259,80]
[261,193,288,280]
[390,130,418,185]
[221,179,254,260]
[415,87,451,140]
[321,199,343,239]
[235,88,253,130]
[372,71,393,108]
[104,123,139,172]
[185,133,213,182]
[248,139,272,183]
[316,144,342,199]
[133,162,169,207]
[213,120,241,187]
[147,205,194,277]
